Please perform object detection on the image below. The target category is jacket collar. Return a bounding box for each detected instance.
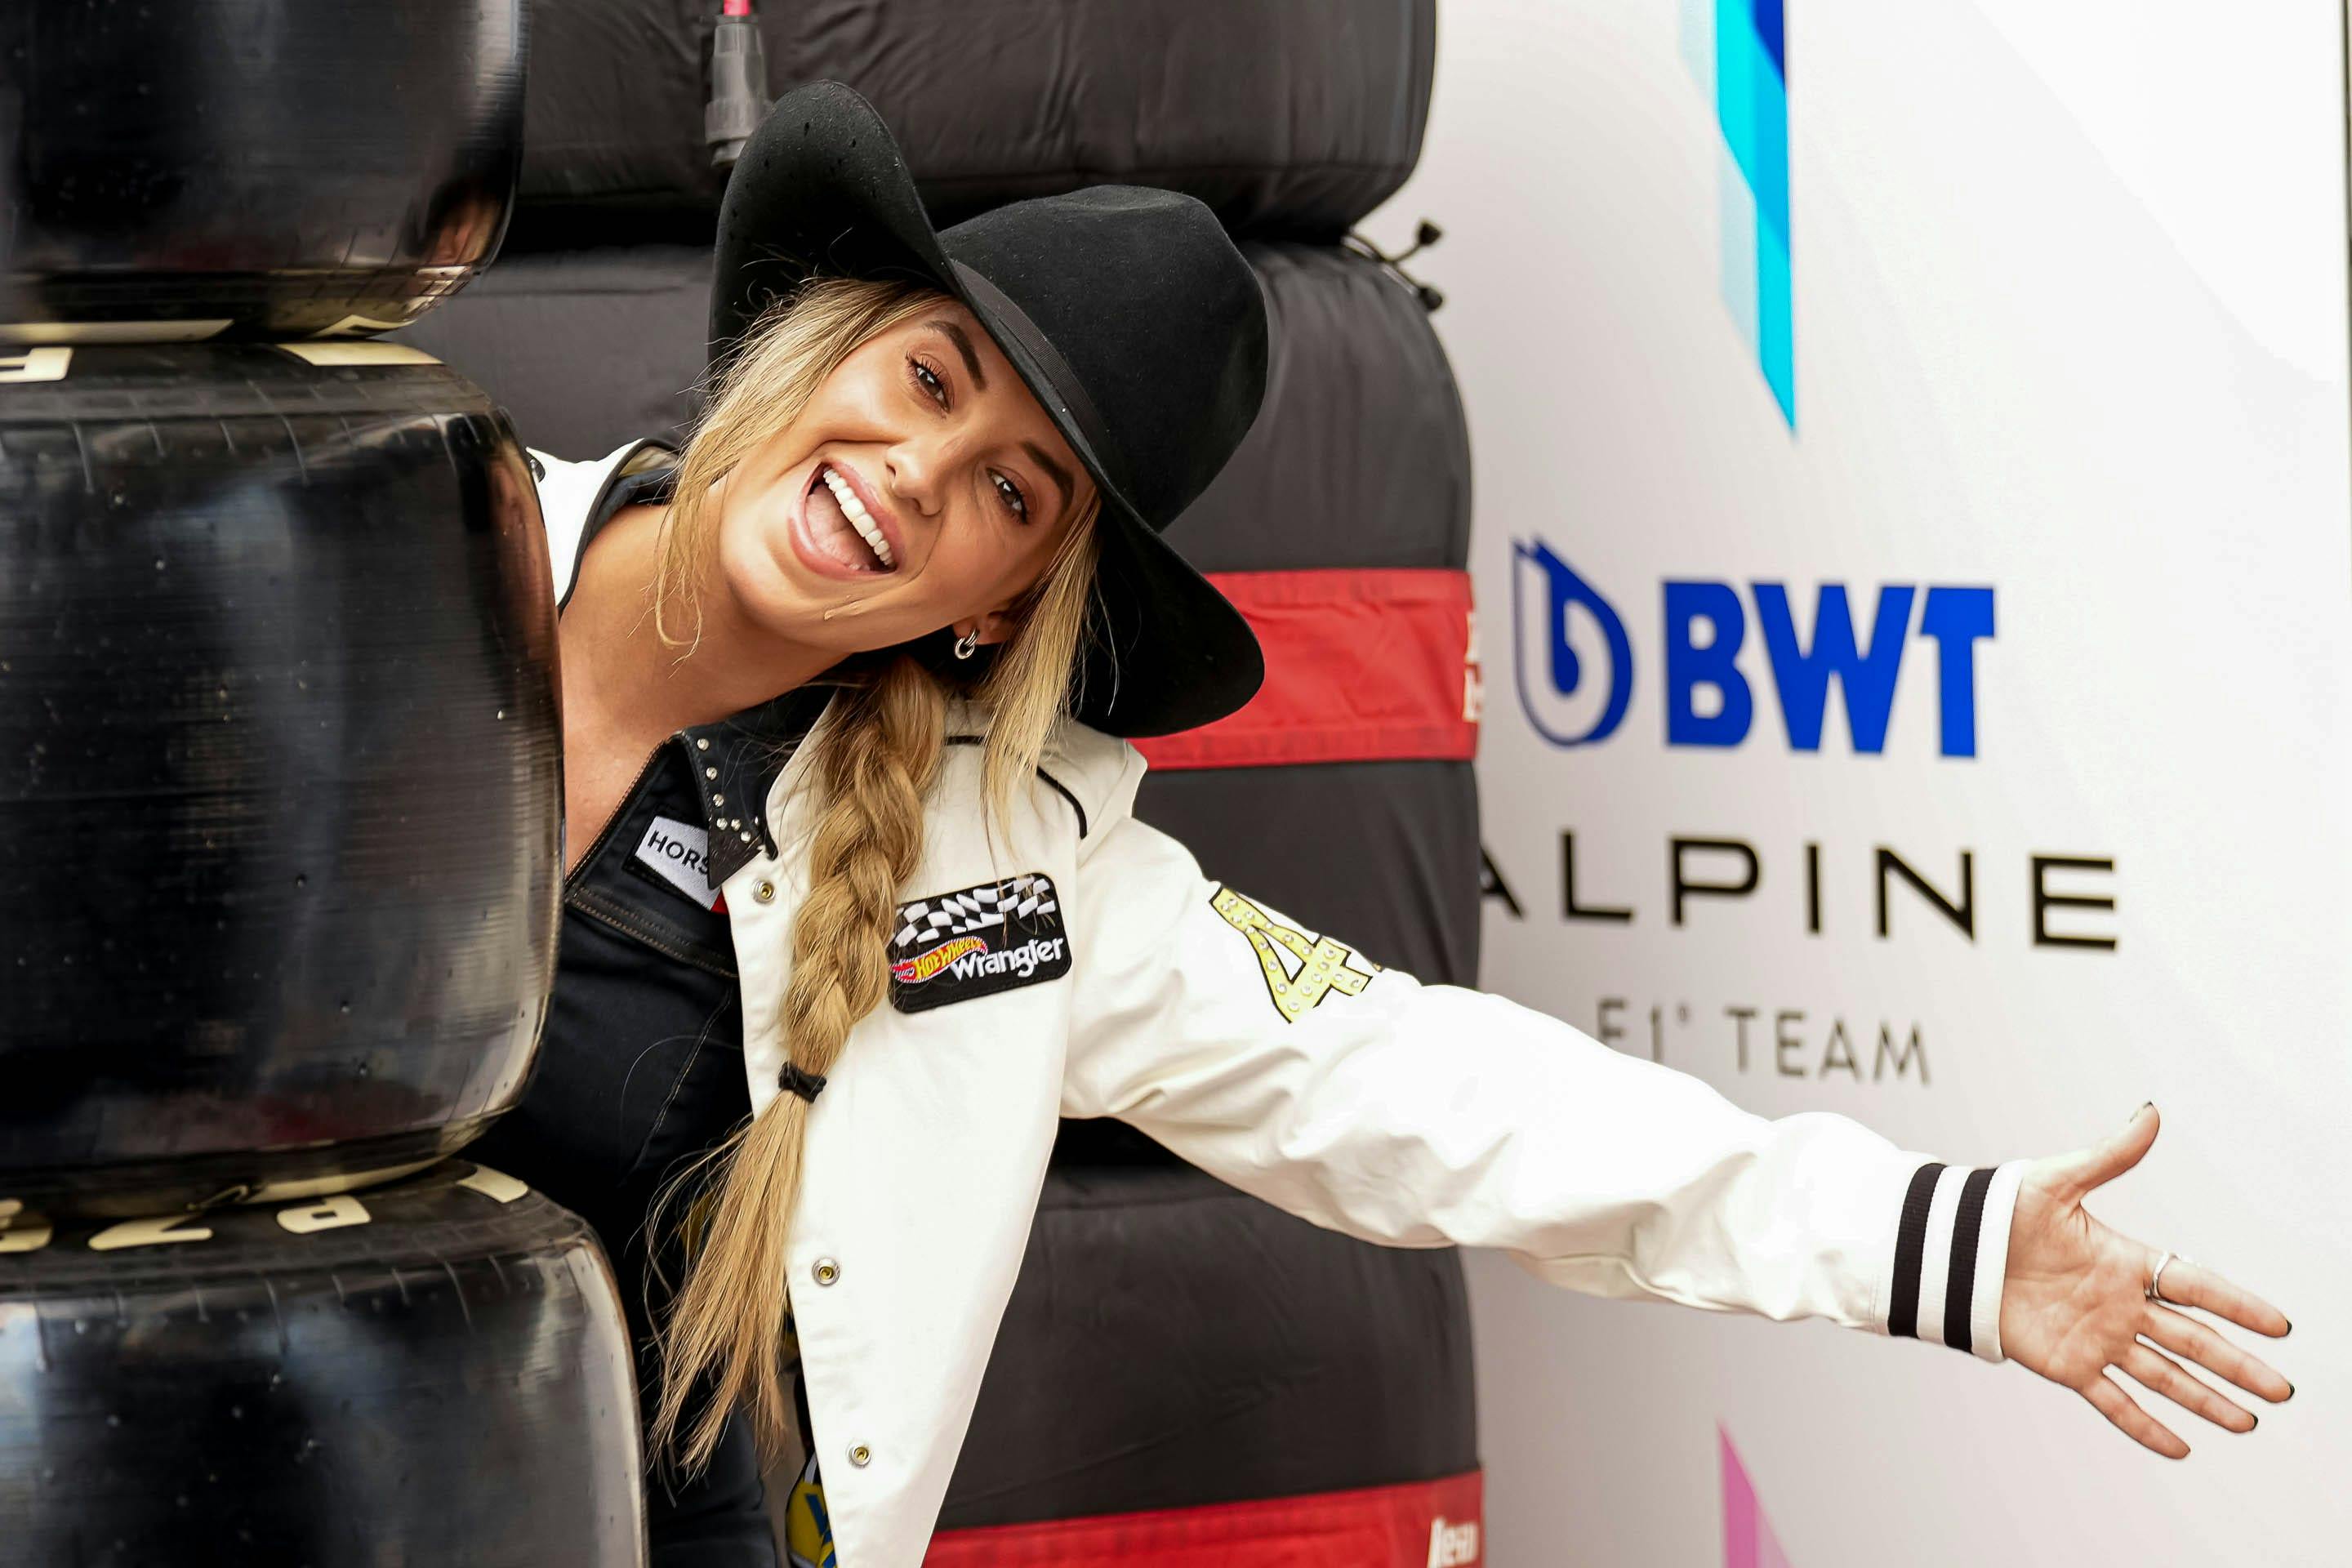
[555,435,833,886]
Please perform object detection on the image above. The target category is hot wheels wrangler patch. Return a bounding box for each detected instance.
[1210,886,1382,1022]
[888,872,1071,1013]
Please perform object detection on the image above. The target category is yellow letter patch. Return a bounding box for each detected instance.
[1211,888,1382,1022]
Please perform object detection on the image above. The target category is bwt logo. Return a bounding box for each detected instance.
[1512,538,1993,756]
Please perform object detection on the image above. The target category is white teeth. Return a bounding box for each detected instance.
[820,464,893,568]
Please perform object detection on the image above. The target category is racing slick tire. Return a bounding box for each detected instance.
[0,0,523,341]
[0,1160,643,1566]
[0,341,559,1218]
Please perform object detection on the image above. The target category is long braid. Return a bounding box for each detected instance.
[647,656,942,1470]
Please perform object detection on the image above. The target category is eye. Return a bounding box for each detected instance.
[992,472,1030,522]
[907,353,950,408]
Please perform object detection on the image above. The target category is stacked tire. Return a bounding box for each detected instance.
[397,3,1482,1564]
[0,6,646,1562]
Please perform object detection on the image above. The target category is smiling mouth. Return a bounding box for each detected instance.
[805,462,896,573]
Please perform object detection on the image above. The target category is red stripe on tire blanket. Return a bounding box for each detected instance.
[1136,569,1480,769]
[928,1470,1485,1568]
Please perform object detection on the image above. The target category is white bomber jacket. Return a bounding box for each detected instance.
[533,440,2030,1568]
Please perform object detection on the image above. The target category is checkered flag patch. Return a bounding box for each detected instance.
[888,871,1073,1013]
[892,873,1060,953]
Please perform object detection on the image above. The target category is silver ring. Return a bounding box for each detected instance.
[2146,1249,2181,1303]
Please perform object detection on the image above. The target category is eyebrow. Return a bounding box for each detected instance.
[929,318,987,390]
[1022,440,1076,520]
[929,318,1078,522]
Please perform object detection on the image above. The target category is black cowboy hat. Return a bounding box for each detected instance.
[708,79,1267,739]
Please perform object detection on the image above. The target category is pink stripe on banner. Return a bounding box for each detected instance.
[1719,1425,1794,1568]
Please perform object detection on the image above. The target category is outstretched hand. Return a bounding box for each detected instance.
[1998,1102,2293,1457]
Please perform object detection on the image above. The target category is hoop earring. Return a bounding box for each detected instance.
[951,626,981,661]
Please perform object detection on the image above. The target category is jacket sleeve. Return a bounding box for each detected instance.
[1058,782,2031,1364]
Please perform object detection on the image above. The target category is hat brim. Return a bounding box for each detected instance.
[710,81,1263,739]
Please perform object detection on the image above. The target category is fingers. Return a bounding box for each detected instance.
[2151,1256,2293,1339]
[2118,1342,2256,1434]
[2143,1306,2294,1403]
[2046,1102,2161,1200]
[2082,1371,2189,1459]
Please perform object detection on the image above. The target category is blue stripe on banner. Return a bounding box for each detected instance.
[1717,0,1788,245]
[1714,0,1761,188]
[1758,222,1793,423]
[1714,0,1793,427]
[1747,43,1788,247]
[1750,0,1785,78]
[1695,0,1794,430]
[1717,147,1762,356]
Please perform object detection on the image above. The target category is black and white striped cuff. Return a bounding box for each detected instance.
[1885,1159,2029,1362]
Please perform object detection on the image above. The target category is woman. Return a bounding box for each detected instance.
[471,82,2292,1568]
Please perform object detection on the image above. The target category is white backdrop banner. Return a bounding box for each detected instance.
[1360,0,2352,1562]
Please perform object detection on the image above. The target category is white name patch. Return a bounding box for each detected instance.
[634,816,720,909]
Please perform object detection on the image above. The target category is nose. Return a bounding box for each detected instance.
[884,428,969,524]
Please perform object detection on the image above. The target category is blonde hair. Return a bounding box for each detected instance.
[641,275,1103,1471]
